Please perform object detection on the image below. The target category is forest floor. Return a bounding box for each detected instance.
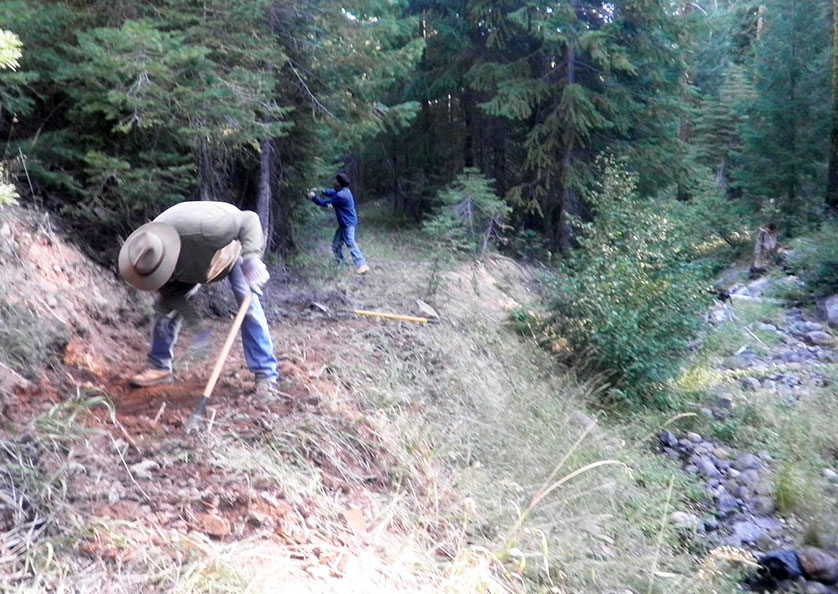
[5,201,830,594]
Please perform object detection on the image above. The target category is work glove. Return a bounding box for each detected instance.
[241,256,270,295]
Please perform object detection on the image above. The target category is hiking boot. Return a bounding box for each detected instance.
[254,378,282,399]
[356,264,370,275]
[129,368,174,387]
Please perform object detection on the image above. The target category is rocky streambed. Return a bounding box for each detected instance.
[657,275,838,593]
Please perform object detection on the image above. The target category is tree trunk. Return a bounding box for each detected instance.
[676,1,695,201]
[463,88,474,169]
[788,0,798,209]
[826,0,838,208]
[557,41,577,253]
[257,138,273,250]
[199,138,211,201]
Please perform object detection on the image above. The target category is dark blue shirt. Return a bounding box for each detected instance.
[312,187,358,228]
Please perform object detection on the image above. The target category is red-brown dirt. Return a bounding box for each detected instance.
[1,205,406,587]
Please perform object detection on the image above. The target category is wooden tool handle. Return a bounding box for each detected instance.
[353,309,429,323]
[201,291,252,399]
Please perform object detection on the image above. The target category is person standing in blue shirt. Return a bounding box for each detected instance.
[308,173,370,274]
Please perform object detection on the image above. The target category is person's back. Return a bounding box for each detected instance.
[309,173,369,274]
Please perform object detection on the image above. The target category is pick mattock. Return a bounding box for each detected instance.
[186,291,252,433]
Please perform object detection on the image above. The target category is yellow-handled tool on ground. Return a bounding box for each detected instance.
[310,301,438,324]
[186,291,251,433]
[351,309,432,323]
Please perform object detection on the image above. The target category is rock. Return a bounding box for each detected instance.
[731,521,763,545]
[703,517,720,532]
[697,457,722,478]
[197,513,231,538]
[700,408,715,419]
[732,485,751,499]
[713,447,731,459]
[658,431,679,449]
[802,581,831,594]
[742,377,761,391]
[726,348,759,370]
[670,511,701,530]
[752,496,777,515]
[823,468,838,482]
[129,459,158,480]
[795,321,826,333]
[754,517,783,531]
[716,492,740,515]
[746,277,773,297]
[805,331,835,347]
[662,447,680,459]
[757,533,779,551]
[715,396,734,410]
[821,295,838,329]
[758,323,779,333]
[778,349,804,363]
[733,454,764,471]
[415,299,440,319]
[738,469,762,486]
[686,431,703,443]
[310,301,331,314]
[798,547,838,584]
[781,374,802,387]
[709,307,732,324]
[566,412,596,431]
[758,451,773,462]
[759,549,803,581]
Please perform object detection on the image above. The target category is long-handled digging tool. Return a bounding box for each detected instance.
[186,291,252,433]
[310,301,439,324]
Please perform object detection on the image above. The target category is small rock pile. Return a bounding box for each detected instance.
[667,274,838,592]
[658,431,786,550]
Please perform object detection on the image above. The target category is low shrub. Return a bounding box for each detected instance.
[547,156,716,408]
[785,220,838,299]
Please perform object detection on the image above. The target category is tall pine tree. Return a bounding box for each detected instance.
[736,0,830,225]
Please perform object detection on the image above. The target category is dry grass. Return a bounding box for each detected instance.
[1,209,752,593]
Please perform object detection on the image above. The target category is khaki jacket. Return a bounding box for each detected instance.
[154,201,264,284]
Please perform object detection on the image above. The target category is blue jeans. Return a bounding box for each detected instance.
[148,261,279,381]
[332,226,366,267]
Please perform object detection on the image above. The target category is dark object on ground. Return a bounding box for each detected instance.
[758,549,803,582]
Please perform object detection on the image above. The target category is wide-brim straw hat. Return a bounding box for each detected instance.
[118,222,181,291]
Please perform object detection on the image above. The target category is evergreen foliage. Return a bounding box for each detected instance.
[0,0,421,244]
[423,167,510,253]
[735,0,831,227]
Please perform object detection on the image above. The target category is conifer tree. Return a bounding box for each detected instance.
[827,0,838,209]
[736,0,830,225]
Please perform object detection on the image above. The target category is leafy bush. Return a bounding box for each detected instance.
[0,30,22,208]
[785,220,838,299]
[548,156,715,407]
[423,168,511,254]
[0,173,16,208]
